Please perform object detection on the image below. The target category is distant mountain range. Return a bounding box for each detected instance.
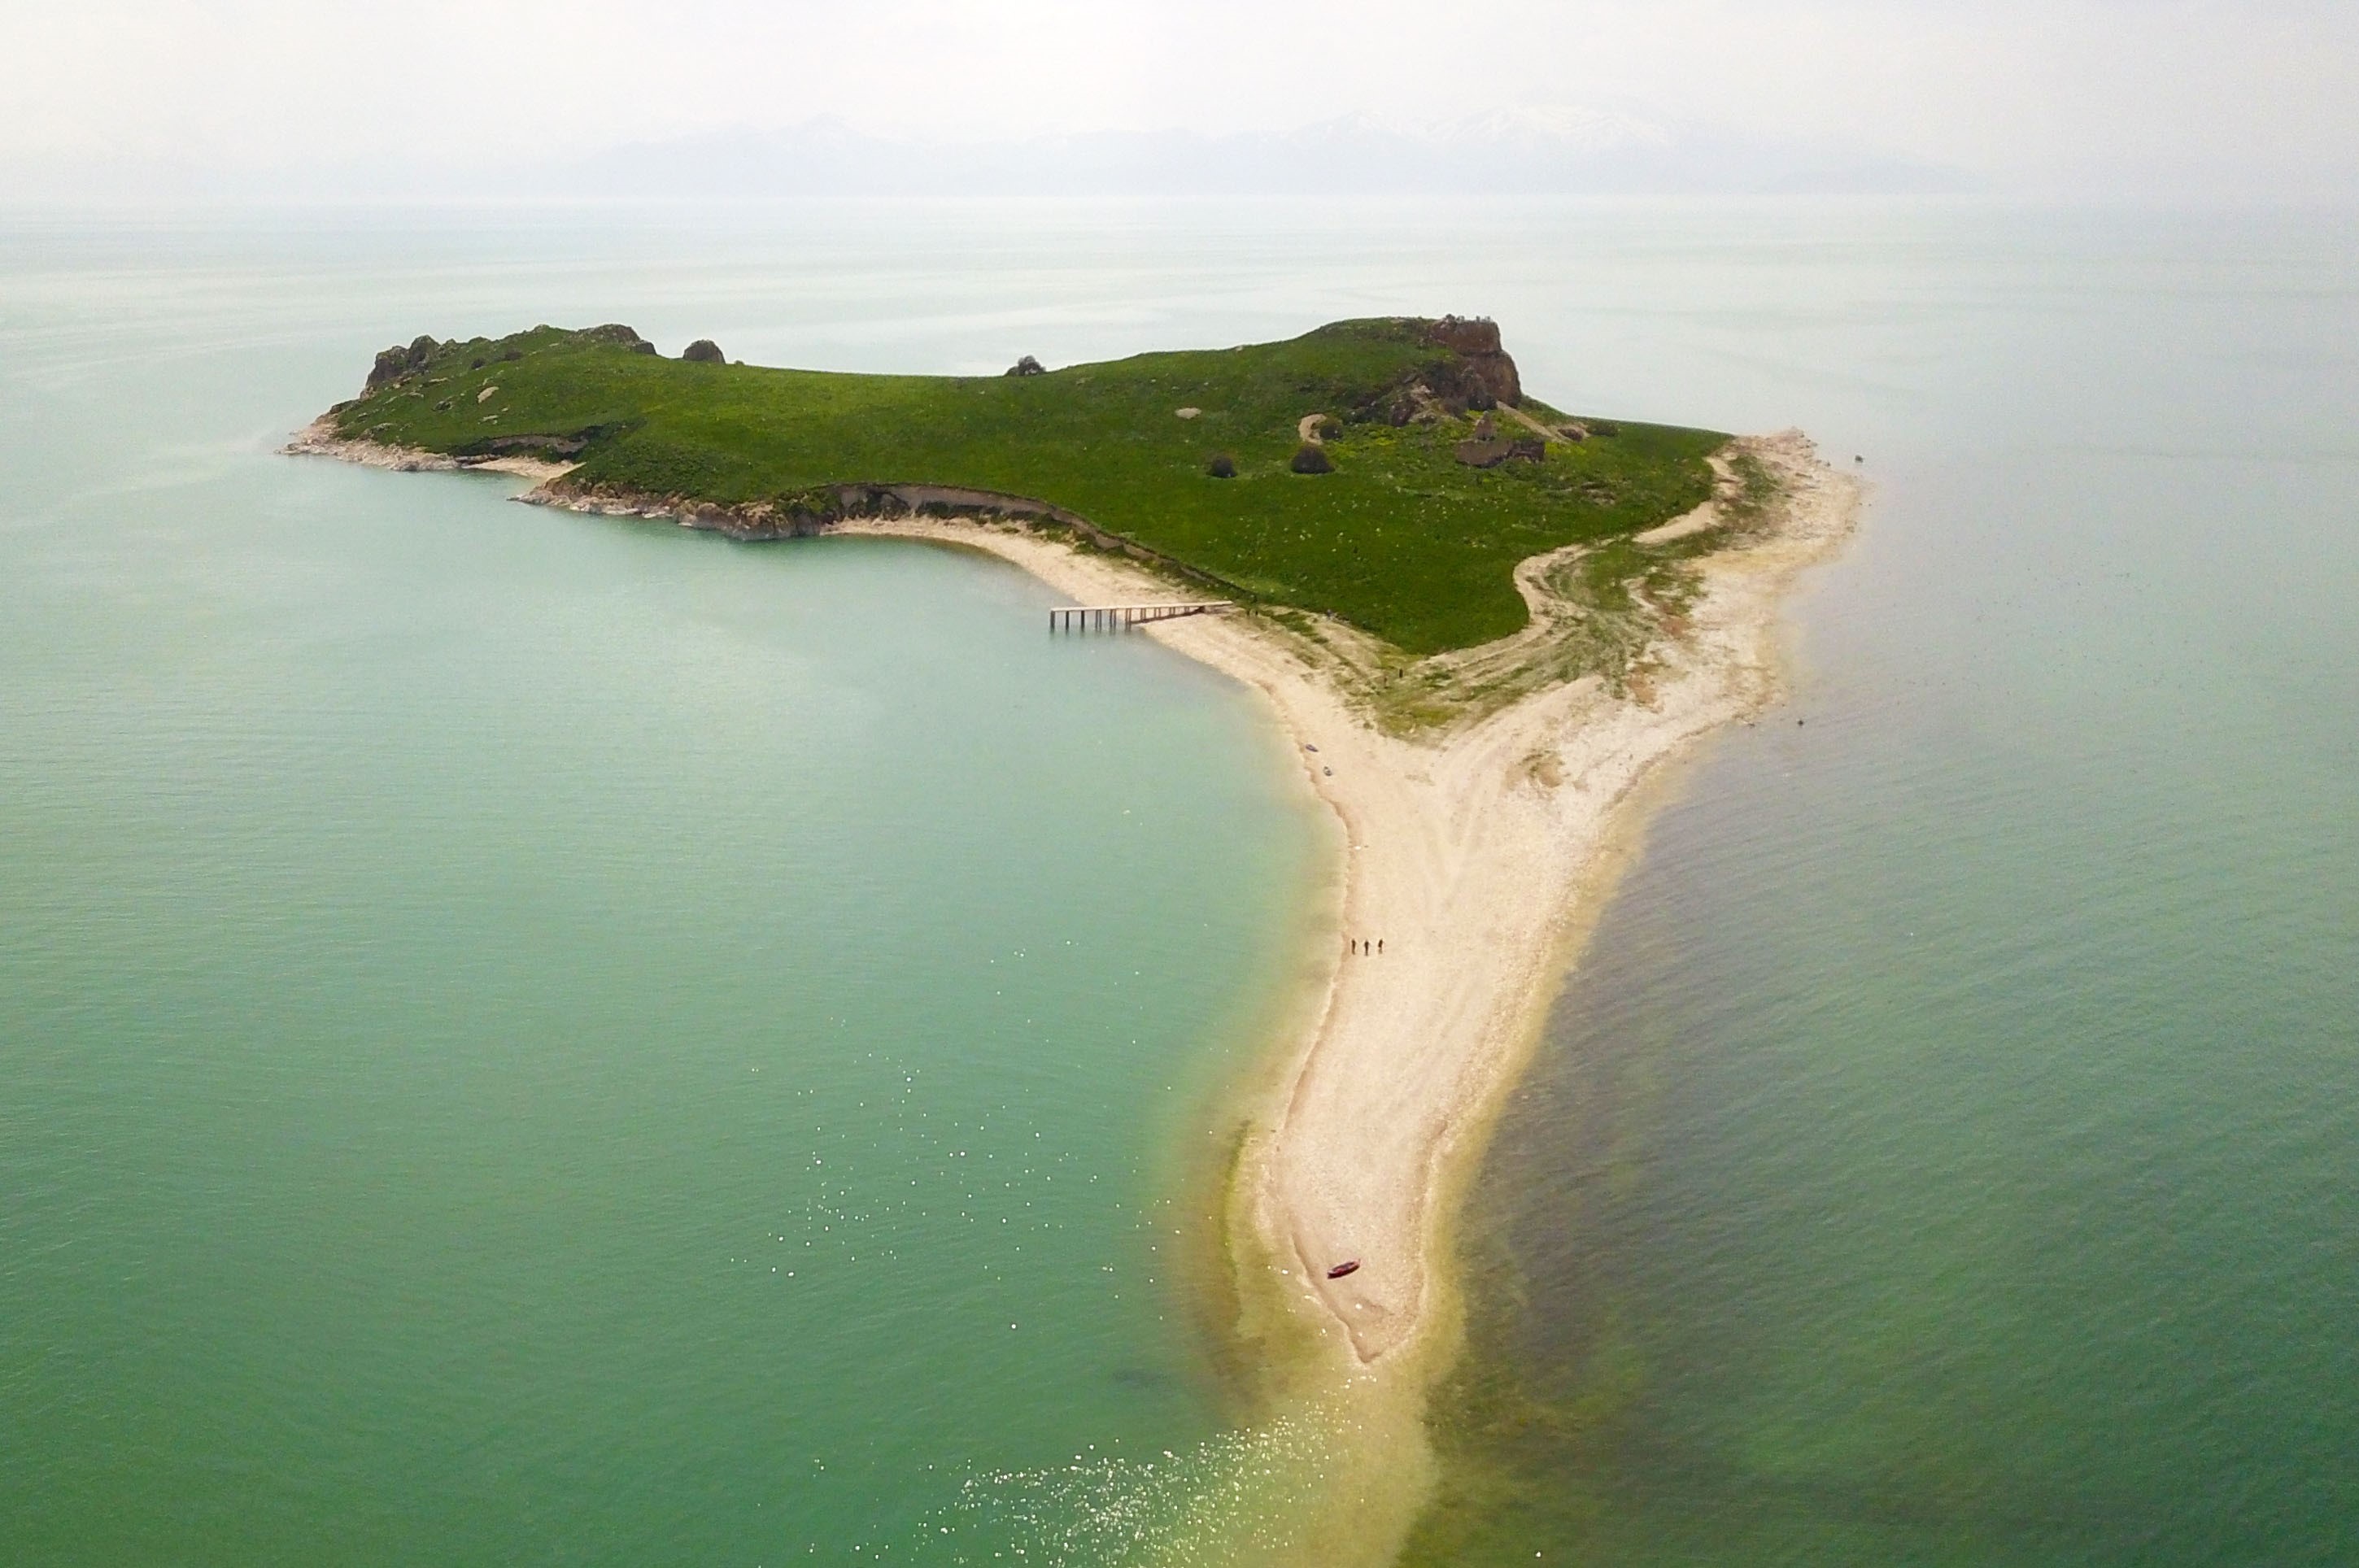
[547,107,1973,198]
[0,106,1976,204]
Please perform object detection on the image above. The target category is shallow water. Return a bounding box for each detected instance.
[0,216,1326,1562]
[1409,203,2359,1565]
[3,200,2352,1565]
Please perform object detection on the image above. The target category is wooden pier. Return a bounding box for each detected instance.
[1049,601,1234,633]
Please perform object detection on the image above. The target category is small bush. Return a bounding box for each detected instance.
[1291,443,1333,475]
[1206,453,1236,478]
[1005,355,1046,377]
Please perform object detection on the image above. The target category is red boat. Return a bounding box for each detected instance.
[1326,1260,1361,1279]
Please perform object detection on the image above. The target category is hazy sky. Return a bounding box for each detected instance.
[4,0,2354,196]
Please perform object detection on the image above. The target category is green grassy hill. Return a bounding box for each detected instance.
[329,319,1725,655]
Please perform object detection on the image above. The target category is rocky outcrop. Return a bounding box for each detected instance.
[1367,386,1425,427]
[1424,317,1501,356]
[1340,316,1525,424]
[366,336,443,389]
[1420,316,1522,410]
[1453,436,1546,468]
[682,338,726,364]
[364,324,655,393]
[584,324,658,355]
[1005,355,1046,377]
[474,433,591,460]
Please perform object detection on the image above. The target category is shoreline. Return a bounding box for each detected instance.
[869,438,1858,1564]
[282,417,579,484]
[287,422,1860,1559]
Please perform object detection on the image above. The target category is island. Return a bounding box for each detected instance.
[289,316,1858,1560]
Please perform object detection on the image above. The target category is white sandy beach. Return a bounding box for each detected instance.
[827,433,1860,1371]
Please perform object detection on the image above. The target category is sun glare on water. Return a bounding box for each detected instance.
[910,1401,1424,1566]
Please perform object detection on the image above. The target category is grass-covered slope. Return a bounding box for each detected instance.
[329,319,1725,654]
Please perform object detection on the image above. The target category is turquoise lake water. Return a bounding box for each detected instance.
[4,201,2354,1564]
[0,215,1324,1563]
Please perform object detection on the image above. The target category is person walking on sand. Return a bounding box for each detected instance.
[1378,939,1384,955]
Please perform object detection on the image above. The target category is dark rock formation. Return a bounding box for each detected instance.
[365,335,442,390]
[1206,453,1236,479]
[464,433,592,460]
[1453,437,1547,468]
[534,478,1254,602]
[1420,316,1521,409]
[1425,317,1499,355]
[1005,355,1046,377]
[682,339,726,364]
[1291,443,1334,475]
[583,324,658,355]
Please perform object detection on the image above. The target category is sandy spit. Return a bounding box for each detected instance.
[504,433,1857,1369]
[290,424,1858,1554]
[835,435,1859,1372]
